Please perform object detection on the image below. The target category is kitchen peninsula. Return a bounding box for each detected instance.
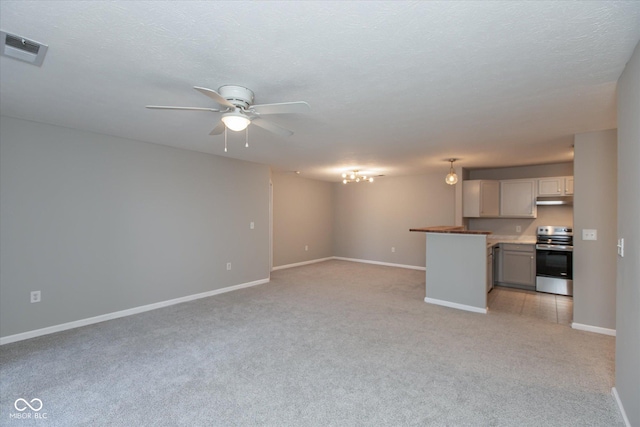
[410,226,492,314]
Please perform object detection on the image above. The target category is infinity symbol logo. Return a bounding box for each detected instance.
[14,398,43,412]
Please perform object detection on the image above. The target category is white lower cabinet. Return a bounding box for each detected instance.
[487,246,494,294]
[496,243,535,290]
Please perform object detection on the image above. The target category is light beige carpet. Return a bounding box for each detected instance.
[0,260,622,426]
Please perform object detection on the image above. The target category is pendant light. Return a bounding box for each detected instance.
[445,158,458,185]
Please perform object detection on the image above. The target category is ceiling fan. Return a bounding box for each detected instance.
[146,85,310,138]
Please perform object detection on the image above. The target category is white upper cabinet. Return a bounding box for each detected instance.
[463,175,572,219]
[564,177,574,195]
[538,176,574,196]
[500,179,537,218]
[463,180,500,217]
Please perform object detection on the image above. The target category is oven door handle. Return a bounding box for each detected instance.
[536,244,573,252]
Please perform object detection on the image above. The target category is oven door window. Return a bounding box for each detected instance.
[536,250,573,279]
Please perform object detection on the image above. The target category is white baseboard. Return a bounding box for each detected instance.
[333,257,425,271]
[571,322,616,336]
[271,257,333,271]
[424,297,488,314]
[612,387,631,427]
[0,278,270,345]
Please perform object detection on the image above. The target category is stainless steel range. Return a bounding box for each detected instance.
[536,226,573,296]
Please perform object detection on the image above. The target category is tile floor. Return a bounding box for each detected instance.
[488,286,573,325]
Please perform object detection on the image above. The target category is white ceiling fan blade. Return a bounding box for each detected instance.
[209,121,225,135]
[251,117,294,137]
[193,86,235,108]
[250,101,310,115]
[146,105,223,112]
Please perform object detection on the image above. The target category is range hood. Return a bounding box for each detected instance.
[536,196,573,206]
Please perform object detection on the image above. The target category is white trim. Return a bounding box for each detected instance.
[612,387,631,427]
[269,179,273,274]
[424,297,488,314]
[571,322,616,336]
[333,256,426,271]
[271,257,333,271]
[0,278,270,345]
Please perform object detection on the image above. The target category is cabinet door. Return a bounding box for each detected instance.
[487,252,493,293]
[463,181,481,217]
[538,178,563,196]
[463,180,499,217]
[502,250,535,286]
[500,180,536,218]
[564,177,574,195]
[480,181,500,217]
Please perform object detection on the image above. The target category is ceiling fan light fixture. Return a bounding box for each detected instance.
[221,112,250,132]
[445,158,458,185]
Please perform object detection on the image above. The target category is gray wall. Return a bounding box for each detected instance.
[468,162,574,236]
[572,130,617,331]
[0,116,271,338]
[333,173,455,268]
[272,172,333,267]
[615,40,640,427]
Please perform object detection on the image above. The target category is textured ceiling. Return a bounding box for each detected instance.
[1,1,639,181]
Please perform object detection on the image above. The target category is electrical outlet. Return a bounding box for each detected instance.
[516,226,522,233]
[582,229,598,241]
[305,245,308,251]
[226,262,232,271]
[391,247,395,253]
[30,291,41,303]
[250,222,254,229]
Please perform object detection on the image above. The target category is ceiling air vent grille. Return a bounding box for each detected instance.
[0,30,48,66]
[5,33,41,54]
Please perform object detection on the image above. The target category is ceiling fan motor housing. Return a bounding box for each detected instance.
[218,85,254,109]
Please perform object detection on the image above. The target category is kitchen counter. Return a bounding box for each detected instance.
[487,235,536,248]
[410,226,492,235]
[409,228,537,314]
[411,227,489,314]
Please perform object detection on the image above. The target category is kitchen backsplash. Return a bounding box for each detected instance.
[467,205,573,236]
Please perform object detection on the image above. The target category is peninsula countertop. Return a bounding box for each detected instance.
[409,226,492,235]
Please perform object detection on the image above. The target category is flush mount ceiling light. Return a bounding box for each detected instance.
[342,170,374,184]
[445,159,458,185]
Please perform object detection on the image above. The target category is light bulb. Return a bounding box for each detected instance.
[446,172,458,185]
[445,159,458,185]
[221,113,250,131]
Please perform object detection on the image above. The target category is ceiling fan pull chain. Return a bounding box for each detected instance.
[245,126,249,148]
[224,127,228,152]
